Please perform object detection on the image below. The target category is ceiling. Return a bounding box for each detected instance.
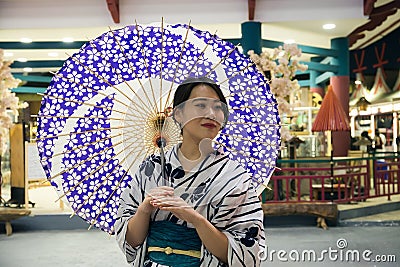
[0,0,398,74]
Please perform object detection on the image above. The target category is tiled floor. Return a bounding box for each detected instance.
[337,194,400,221]
[1,226,399,267]
[337,194,400,209]
[346,209,400,222]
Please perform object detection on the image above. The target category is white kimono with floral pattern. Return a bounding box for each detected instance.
[115,144,265,266]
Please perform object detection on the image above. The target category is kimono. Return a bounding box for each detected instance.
[115,144,265,266]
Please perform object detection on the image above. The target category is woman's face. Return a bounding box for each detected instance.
[174,84,226,144]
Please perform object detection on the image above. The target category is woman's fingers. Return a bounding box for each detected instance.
[150,197,199,224]
[147,186,174,198]
[151,197,191,209]
[149,186,174,194]
[155,186,174,191]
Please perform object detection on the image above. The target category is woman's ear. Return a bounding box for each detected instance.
[173,108,183,125]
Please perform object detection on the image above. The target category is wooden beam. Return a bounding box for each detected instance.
[262,202,338,220]
[364,0,377,16]
[0,208,31,236]
[354,18,400,49]
[248,0,256,21]
[370,0,400,17]
[0,41,86,49]
[349,0,399,47]
[106,0,120,23]
[348,14,393,47]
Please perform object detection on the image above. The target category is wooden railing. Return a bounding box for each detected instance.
[261,152,400,204]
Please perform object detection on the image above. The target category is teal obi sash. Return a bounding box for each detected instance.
[147,221,202,267]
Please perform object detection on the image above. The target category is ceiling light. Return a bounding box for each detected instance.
[284,39,295,44]
[20,37,32,43]
[23,67,33,72]
[62,37,74,43]
[17,57,28,62]
[48,52,59,57]
[323,24,336,30]
[4,52,14,57]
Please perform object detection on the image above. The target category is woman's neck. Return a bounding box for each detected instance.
[179,138,213,161]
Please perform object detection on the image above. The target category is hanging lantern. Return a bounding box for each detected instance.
[356,97,371,111]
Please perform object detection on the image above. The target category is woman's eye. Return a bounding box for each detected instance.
[195,103,206,108]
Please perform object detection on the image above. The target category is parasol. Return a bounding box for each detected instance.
[36,22,281,234]
[312,85,350,201]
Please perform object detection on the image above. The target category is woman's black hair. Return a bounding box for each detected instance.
[173,77,229,127]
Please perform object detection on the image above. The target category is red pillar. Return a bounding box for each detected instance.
[330,37,350,157]
[331,75,350,156]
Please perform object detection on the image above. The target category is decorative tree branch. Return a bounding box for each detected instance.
[0,49,28,155]
[248,43,308,141]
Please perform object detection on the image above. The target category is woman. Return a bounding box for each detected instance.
[115,77,265,266]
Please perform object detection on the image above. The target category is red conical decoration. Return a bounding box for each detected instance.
[312,85,350,132]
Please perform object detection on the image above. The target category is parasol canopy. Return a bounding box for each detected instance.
[312,85,350,132]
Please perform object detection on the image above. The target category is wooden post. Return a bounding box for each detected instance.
[10,123,26,205]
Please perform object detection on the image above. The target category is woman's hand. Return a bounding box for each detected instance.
[150,191,201,225]
[139,186,175,215]
[126,186,175,247]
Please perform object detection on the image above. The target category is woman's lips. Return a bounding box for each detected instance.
[201,123,217,128]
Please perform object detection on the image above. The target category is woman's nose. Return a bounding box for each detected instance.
[205,107,216,119]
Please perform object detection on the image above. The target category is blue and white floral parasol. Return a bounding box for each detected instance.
[36,22,280,234]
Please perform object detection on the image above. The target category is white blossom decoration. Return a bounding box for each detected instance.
[0,49,29,155]
[248,43,308,141]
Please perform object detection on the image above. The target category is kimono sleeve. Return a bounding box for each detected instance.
[114,163,147,264]
[211,175,266,267]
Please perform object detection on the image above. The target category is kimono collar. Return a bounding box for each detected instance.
[166,143,224,176]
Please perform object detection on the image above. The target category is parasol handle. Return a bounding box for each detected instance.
[156,137,168,186]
